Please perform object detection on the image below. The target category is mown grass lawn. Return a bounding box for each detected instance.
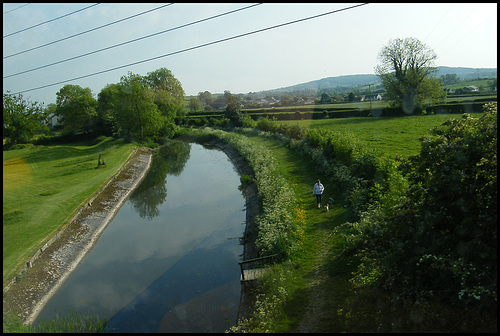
[279,112,484,158]
[3,138,136,286]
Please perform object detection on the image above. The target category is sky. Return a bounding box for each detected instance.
[3,3,497,106]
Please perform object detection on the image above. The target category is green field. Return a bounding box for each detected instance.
[279,112,484,158]
[3,138,136,286]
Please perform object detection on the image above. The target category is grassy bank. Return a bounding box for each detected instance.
[279,112,484,158]
[189,110,494,332]
[227,128,494,332]
[3,137,136,287]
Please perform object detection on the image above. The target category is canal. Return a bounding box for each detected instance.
[34,141,247,332]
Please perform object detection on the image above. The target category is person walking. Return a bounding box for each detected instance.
[313,180,324,208]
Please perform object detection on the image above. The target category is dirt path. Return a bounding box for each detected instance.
[3,147,152,324]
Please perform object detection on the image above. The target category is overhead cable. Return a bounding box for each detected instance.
[3,3,30,15]
[4,3,263,78]
[11,3,369,95]
[3,3,173,59]
[3,3,100,38]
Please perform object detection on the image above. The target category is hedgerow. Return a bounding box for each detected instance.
[187,127,299,258]
[351,103,497,312]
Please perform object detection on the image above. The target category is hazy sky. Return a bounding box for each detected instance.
[3,3,497,105]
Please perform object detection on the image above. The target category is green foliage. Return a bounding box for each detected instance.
[353,103,497,310]
[3,91,47,146]
[224,93,244,126]
[256,117,307,140]
[189,128,299,258]
[33,311,108,333]
[56,84,97,133]
[145,67,185,120]
[96,68,185,141]
[238,174,254,191]
[376,37,444,114]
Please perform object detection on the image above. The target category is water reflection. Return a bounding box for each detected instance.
[34,142,245,332]
[129,141,191,220]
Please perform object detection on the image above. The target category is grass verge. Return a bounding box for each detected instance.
[3,137,136,287]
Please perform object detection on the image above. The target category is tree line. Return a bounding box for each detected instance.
[3,67,185,147]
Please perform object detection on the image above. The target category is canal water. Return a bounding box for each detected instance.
[34,141,247,332]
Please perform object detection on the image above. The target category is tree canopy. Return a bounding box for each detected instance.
[56,84,97,133]
[375,37,445,114]
[3,92,47,145]
[96,68,185,141]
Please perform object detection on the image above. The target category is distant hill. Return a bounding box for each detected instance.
[434,66,497,79]
[259,67,496,95]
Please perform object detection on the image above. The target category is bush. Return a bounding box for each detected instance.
[354,103,497,311]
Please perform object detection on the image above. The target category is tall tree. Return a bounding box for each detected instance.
[116,72,163,140]
[56,84,97,133]
[224,92,243,126]
[189,97,201,113]
[3,92,47,145]
[96,83,121,136]
[375,37,444,114]
[145,68,184,124]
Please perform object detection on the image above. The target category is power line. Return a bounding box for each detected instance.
[3,3,30,15]
[3,3,263,78]
[10,3,369,95]
[3,3,100,38]
[3,3,174,59]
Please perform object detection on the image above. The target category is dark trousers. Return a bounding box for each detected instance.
[315,194,322,204]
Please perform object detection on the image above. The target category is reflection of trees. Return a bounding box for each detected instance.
[129,141,191,220]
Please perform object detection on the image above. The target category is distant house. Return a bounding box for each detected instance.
[464,85,479,92]
[361,94,382,101]
[46,113,60,130]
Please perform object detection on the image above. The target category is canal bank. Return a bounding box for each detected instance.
[4,138,262,329]
[3,147,152,324]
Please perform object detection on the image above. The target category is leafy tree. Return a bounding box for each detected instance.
[319,92,331,104]
[3,92,47,145]
[96,83,121,136]
[224,92,243,126]
[189,97,201,113]
[439,73,460,85]
[488,78,497,92]
[56,84,97,133]
[280,94,294,106]
[145,68,184,117]
[115,72,164,140]
[375,37,445,114]
[357,103,497,310]
[197,91,214,107]
[348,92,355,102]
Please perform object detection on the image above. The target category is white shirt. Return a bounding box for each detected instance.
[313,183,324,195]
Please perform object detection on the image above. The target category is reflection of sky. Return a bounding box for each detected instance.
[34,144,245,328]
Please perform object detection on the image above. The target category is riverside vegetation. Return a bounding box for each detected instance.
[188,102,496,332]
[3,104,496,332]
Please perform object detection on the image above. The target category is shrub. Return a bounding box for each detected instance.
[354,103,497,311]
